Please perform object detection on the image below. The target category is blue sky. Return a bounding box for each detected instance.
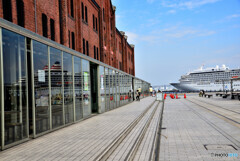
[112,0,240,85]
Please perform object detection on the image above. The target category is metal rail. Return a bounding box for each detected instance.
[95,100,163,161]
[186,99,240,125]
[191,97,240,115]
[94,100,156,161]
[181,100,240,149]
[125,101,160,161]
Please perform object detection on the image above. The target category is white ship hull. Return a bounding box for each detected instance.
[171,65,240,92]
[171,82,240,92]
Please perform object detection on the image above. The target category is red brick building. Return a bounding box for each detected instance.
[0,0,135,75]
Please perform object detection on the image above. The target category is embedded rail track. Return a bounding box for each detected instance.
[186,98,240,126]
[94,100,164,161]
[191,97,240,115]
[180,99,240,149]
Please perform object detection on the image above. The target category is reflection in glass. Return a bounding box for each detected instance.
[82,59,91,117]
[50,48,63,129]
[109,69,113,109]
[122,75,126,105]
[112,70,116,109]
[99,66,105,113]
[2,29,28,145]
[74,57,83,120]
[0,89,2,149]
[115,72,120,108]
[63,53,73,124]
[119,73,122,106]
[105,68,110,111]
[33,41,50,134]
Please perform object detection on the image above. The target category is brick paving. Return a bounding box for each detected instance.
[159,95,240,161]
[0,97,155,161]
[134,101,162,161]
[107,101,159,161]
[1,94,240,161]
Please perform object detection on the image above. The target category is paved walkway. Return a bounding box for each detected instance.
[1,94,240,161]
[159,95,240,161]
[0,97,156,161]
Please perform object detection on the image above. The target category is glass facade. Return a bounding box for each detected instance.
[112,70,116,109]
[82,59,90,117]
[0,24,150,150]
[74,57,83,120]
[109,69,113,109]
[2,29,28,145]
[116,72,120,108]
[99,66,105,113]
[63,52,74,124]
[104,68,110,111]
[33,41,49,134]
[50,47,63,129]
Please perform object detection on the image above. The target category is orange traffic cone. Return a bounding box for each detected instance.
[184,94,186,99]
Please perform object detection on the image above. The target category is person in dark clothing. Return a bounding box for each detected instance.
[128,90,132,102]
[136,90,140,101]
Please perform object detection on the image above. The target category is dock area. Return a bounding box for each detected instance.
[0,94,240,160]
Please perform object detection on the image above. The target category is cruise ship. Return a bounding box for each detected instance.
[170,65,240,92]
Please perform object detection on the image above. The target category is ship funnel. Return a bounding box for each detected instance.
[222,64,226,70]
[199,64,204,71]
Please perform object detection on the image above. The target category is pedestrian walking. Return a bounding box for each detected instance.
[149,86,153,96]
[136,90,140,101]
[138,87,142,98]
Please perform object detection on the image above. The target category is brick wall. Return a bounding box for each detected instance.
[0,0,135,76]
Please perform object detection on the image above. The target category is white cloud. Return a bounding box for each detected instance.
[227,14,240,19]
[197,30,216,36]
[214,13,240,24]
[140,35,159,43]
[167,10,176,14]
[160,25,216,38]
[125,32,139,44]
[206,54,240,66]
[147,0,155,3]
[167,29,198,38]
[161,0,221,10]
[125,26,216,45]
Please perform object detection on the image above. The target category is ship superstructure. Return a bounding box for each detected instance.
[171,65,240,92]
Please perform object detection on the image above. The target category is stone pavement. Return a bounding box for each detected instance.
[1,94,240,161]
[0,97,156,161]
[159,95,240,161]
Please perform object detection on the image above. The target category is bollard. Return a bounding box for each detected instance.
[184,94,186,99]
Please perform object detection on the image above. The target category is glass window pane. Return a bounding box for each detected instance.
[2,29,28,145]
[33,40,50,134]
[82,59,90,117]
[74,57,83,120]
[112,70,116,109]
[115,72,120,108]
[50,48,63,129]
[105,68,110,111]
[99,66,105,113]
[109,69,113,109]
[63,52,73,124]
[120,73,123,106]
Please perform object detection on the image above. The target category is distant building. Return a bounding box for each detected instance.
[0,0,135,75]
[153,85,175,91]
